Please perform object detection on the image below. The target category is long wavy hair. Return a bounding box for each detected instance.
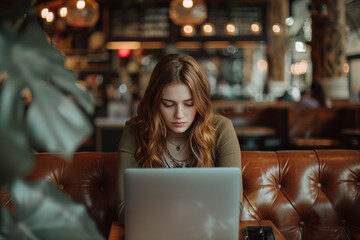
[135,54,216,168]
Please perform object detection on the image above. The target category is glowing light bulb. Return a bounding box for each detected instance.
[201,23,215,36]
[272,24,281,34]
[250,22,261,34]
[169,0,207,26]
[203,24,212,33]
[46,12,54,22]
[225,23,236,35]
[59,7,68,17]
[77,0,85,9]
[184,25,193,33]
[182,0,193,8]
[182,24,195,36]
[41,8,49,18]
[65,0,100,27]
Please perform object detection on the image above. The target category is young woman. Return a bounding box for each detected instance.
[117,54,242,224]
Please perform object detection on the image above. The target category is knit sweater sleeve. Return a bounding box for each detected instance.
[213,114,243,208]
[117,117,138,226]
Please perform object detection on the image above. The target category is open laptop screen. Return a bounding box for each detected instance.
[124,167,240,240]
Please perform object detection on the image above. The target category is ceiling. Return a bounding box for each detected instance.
[1,0,359,34]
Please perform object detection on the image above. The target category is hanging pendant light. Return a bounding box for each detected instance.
[65,0,100,28]
[169,0,207,26]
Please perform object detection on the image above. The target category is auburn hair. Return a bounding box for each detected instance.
[135,54,215,168]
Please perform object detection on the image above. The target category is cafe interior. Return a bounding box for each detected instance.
[27,0,360,153]
[1,0,360,239]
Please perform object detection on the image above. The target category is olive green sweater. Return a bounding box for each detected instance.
[117,113,242,225]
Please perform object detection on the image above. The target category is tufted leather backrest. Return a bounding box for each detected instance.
[240,149,360,240]
[1,150,360,239]
[1,152,120,238]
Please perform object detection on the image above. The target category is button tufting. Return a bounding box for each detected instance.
[100,187,105,193]
[356,182,360,186]
[57,184,64,190]
[340,219,346,225]
[299,221,305,227]
[276,184,281,189]
[317,183,322,188]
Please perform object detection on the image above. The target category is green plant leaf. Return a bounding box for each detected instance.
[0,206,29,240]
[26,80,92,157]
[0,16,94,160]
[8,17,94,115]
[3,178,104,240]
[0,128,34,189]
[0,21,15,74]
[0,70,33,188]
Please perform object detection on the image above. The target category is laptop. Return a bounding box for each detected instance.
[124,167,241,240]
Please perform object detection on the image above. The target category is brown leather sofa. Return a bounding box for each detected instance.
[1,150,360,239]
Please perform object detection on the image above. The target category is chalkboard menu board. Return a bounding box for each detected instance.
[110,8,170,39]
[141,8,170,38]
[111,8,141,38]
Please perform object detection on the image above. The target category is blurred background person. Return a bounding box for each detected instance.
[297,81,332,108]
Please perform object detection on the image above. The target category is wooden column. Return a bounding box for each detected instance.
[310,0,348,99]
[267,0,288,82]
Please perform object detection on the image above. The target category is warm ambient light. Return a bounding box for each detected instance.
[272,24,281,34]
[184,25,194,33]
[77,0,86,9]
[46,12,54,22]
[250,22,261,34]
[257,59,268,71]
[169,0,207,25]
[201,23,215,36]
[59,7,67,17]
[182,24,195,37]
[65,0,99,27]
[176,41,202,49]
[291,60,308,75]
[37,0,99,27]
[225,23,237,36]
[106,41,141,50]
[182,0,193,8]
[41,8,49,18]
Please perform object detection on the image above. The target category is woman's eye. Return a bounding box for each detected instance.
[185,103,194,107]
[163,103,174,108]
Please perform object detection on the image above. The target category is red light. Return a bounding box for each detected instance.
[118,48,131,58]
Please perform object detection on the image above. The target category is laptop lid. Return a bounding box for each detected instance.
[124,167,240,240]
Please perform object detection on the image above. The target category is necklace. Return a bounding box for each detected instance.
[167,139,186,152]
[166,149,189,168]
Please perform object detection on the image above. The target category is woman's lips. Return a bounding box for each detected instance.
[173,122,186,127]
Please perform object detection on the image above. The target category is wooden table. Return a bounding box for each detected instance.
[342,128,360,148]
[108,220,286,240]
[235,126,276,150]
[235,126,276,137]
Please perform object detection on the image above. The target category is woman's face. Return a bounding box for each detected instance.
[160,82,197,135]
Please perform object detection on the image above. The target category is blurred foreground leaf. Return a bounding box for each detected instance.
[0,13,94,169]
[0,178,104,240]
[0,128,34,189]
[0,206,29,240]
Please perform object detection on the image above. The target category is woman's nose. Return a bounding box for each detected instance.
[175,105,184,118]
